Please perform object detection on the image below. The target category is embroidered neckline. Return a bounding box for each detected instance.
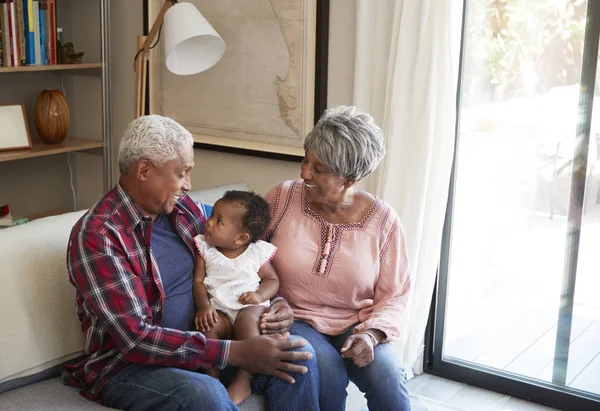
[300,183,381,230]
[297,182,383,277]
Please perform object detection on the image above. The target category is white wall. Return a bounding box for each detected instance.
[110,0,356,195]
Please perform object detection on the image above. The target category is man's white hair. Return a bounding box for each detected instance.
[118,115,194,174]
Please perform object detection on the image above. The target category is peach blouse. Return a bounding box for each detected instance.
[265,180,411,342]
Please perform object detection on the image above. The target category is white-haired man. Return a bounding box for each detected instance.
[63,115,319,410]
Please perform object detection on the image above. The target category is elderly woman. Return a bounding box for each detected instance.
[261,106,411,410]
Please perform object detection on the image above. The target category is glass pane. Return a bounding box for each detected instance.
[443,0,599,398]
[566,45,600,396]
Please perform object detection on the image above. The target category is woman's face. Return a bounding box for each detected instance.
[300,150,350,205]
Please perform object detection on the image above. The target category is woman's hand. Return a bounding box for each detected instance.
[340,333,376,367]
[259,298,294,334]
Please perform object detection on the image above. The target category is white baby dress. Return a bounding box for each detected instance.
[193,235,277,322]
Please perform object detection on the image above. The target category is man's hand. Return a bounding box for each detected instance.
[340,334,375,368]
[239,291,262,305]
[228,333,312,383]
[260,298,293,334]
[195,307,219,332]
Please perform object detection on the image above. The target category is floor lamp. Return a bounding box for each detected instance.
[134,0,226,118]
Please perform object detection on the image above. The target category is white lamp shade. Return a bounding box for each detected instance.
[163,2,226,75]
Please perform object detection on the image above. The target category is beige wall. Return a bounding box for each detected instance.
[0,0,356,215]
[0,0,106,216]
[110,0,357,196]
[0,1,356,217]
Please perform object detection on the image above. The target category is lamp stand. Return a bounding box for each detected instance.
[134,0,172,118]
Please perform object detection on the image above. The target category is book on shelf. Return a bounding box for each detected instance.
[48,0,54,63]
[0,0,55,67]
[0,204,12,226]
[0,216,28,229]
[32,0,39,64]
[0,213,11,226]
[38,0,45,64]
[7,0,16,66]
[15,0,25,65]
[0,204,28,228]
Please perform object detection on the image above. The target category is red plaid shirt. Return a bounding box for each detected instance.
[62,184,229,399]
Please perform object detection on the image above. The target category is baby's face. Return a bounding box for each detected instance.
[203,200,246,249]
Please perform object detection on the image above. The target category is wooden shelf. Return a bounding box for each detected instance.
[0,138,103,162]
[0,63,102,73]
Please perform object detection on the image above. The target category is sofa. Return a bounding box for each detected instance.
[0,183,265,411]
[0,182,368,411]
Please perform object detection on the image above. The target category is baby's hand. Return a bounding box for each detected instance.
[239,292,262,305]
[195,307,219,332]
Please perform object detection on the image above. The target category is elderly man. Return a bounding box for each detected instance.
[62,115,319,411]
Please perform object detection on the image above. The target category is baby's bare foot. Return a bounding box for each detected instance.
[227,379,252,405]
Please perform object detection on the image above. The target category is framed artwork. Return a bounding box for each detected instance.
[0,104,32,152]
[144,0,329,161]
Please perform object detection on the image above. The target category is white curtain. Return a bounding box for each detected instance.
[353,0,463,377]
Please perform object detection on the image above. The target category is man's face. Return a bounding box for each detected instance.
[143,145,195,216]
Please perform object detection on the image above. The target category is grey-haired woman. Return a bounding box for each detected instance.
[261,106,412,410]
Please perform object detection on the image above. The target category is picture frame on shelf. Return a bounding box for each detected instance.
[0,104,32,152]
[143,0,329,161]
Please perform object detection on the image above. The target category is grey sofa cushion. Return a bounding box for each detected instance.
[187,182,249,206]
[0,377,265,411]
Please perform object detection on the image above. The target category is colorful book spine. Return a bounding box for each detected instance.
[10,0,19,65]
[37,0,43,64]
[47,0,52,64]
[0,2,11,67]
[15,0,24,64]
[32,0,38,64]
[6,0,14,65]
[22,0,33,64]
[0,4,4,66]
[39,0,46,63]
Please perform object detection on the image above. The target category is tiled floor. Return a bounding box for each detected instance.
[408,374,556,411]
[346,373,557,411]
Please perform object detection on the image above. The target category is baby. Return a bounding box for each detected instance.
[193,190,279,405]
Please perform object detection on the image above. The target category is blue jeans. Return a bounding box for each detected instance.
[99,336,320,411]
[290,320,410,411]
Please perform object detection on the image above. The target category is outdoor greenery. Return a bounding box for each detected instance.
[464,0,586,102]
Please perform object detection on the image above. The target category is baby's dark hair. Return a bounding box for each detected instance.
[221,190,271,243]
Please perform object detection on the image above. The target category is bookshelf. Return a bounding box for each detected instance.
[0,0,112,220]
[0,137,103,162]
[0,63,102,72]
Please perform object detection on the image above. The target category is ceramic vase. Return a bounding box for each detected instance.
[34,89,70,144]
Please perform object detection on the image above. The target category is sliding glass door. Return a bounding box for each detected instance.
[429,0,600,409]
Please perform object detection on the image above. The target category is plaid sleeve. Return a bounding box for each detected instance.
[68,228,230,369]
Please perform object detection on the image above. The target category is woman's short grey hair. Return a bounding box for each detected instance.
[304,106,386,181]
[118,115,194,174]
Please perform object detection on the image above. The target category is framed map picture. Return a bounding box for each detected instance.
[145,0,329,160]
